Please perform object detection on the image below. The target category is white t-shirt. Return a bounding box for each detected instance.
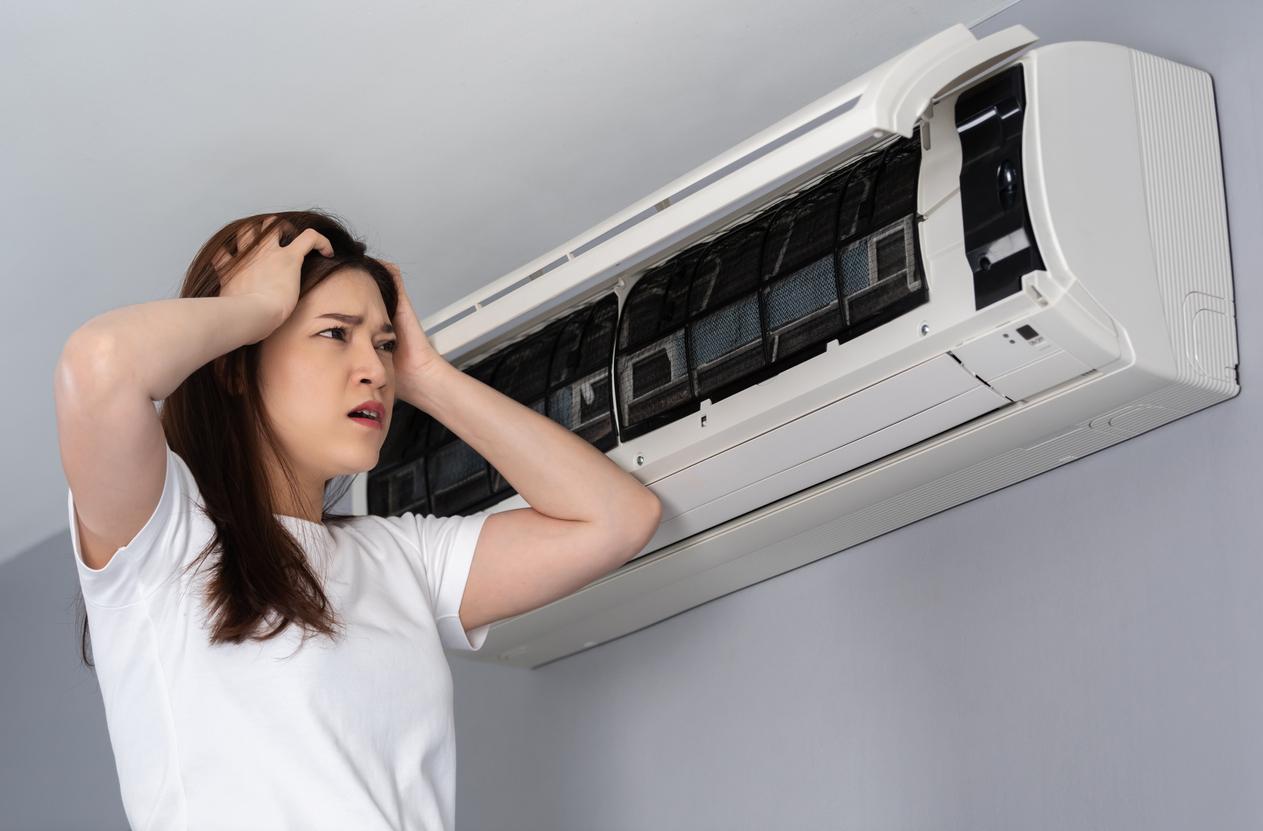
[66,441,490,831]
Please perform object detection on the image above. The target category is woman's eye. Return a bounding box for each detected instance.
[320,327,397,353]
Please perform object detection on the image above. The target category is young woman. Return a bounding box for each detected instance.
[53,210,662,830]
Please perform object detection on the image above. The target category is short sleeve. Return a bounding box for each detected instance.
[67,442,205,608]
[394,511,491,652]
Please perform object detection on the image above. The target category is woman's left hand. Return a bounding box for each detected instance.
[380,260,449,397]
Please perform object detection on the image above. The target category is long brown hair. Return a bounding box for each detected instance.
[76,209,399,667]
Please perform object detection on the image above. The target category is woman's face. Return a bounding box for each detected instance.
[256,267,397,486]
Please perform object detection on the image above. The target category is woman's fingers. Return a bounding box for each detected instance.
[213,216,330,289]
[292,227,334,258]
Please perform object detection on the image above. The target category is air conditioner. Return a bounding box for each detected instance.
[356,24,1239,668]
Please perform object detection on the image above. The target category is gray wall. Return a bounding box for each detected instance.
[5,0,1259,829]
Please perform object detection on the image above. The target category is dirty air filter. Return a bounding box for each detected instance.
[614,130,928,442]
[544,295,619,449]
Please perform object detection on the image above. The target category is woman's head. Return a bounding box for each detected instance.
[197,211,401,514]
[78,209,404,665]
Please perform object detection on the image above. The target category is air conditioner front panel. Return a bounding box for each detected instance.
[653,382,1007,552]
[648,354,983,512]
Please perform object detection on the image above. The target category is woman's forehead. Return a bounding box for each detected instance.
[302,269,387,315]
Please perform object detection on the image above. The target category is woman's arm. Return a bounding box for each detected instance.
[54,292,282,571]
[60,293,281,403]
[402,360,662,634]
[59,217,327,402]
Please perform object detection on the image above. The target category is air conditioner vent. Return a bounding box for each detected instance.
[615,130,929,441]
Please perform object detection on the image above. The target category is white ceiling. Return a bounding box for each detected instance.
[3,0,1017,566]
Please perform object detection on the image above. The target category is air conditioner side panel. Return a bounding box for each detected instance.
[1022,43,1238,397]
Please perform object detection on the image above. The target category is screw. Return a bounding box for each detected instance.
[636,454,645,466]
[919,322,930,336]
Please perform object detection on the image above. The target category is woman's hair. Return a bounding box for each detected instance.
[76,209,399,667]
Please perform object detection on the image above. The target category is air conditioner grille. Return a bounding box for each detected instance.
[617,250,697,354]
[615,130,928,441]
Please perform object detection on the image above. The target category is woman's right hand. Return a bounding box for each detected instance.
[213,215,334,325]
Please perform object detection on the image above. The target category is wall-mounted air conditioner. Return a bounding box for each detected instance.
[356,24,1239,668]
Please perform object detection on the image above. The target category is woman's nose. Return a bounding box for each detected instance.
[355,342,390,383]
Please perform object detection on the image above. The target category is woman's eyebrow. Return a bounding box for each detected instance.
[316,312,394,334]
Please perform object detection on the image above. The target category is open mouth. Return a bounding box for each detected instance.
[347,410,384,428]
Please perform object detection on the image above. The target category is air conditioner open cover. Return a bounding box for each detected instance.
[356,24,1237,668]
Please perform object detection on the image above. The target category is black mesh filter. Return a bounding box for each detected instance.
[687,295,765,400]
[837,214,923,332]
[761,258,839,366]
[687,219,770,401]
[617,253,694,354]
[549,371,613,446]
[836,152,884,244]
[869,138,921,228]
[616,251,699,437]
[761,170,847,365]
[367,404,432,517]
[427,439,490,516]
[617,327,692,436]
[548,296,618,449]
[426,355,500,516]
[549,315,587,387]
[494,331,557,406]
[688,219,766,316]
[374,401,419,471]
[486,332,559,497]
[368,462,424,518]
[834,133,926,338]
[578,296,618,376]
[613,130,929,442]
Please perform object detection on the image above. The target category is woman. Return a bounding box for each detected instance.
[53,210,662,830]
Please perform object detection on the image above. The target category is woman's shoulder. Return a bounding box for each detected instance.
[71,443,216,608]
